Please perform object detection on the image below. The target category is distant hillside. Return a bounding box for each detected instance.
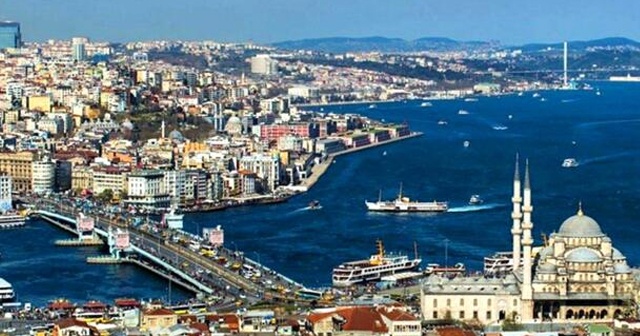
[517,37,640,52]
[272,36,640,54]
[271,36,496,53]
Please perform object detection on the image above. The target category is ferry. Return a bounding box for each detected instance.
[332,240,421,287]
[0,212,26,229]
[162,207,184,230]
[365,185,448,213]
[562,158,579,168]
[368,104,377,109]
[464,98,478,102]
[0,278,16,306]
[469,195,483,205]
[424,263,466,277]
[610,74,640,82]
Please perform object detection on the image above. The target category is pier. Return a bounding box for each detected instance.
[24,197,305,306]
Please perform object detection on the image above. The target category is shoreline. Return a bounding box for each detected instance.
[299,132,423,191]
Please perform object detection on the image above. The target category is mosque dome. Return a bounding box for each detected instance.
[614,263,631,274]
[613,248,626,261]
[557,209,604,238]
[565,247,602,263]
[538,262,557,273]
[225,116,243,135]
[169,130,185,142]
[539,246,554,259]
[121,119,134,130]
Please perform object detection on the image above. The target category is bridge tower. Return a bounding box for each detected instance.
[75,213,96,241]
[107,226,132,259]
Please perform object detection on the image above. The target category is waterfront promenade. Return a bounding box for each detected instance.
[300,132,423,190]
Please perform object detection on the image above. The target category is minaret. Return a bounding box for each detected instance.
[511,154,523,272]
[161,120,166,139]
[521,159,534,320]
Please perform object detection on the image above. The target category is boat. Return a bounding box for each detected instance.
[463,140,470,148]
[368,104,377,109]
[365,185,448,213]
[458,109,469,115]
[610,74,640,82]
[420,102,433,107]
[561,158,579,168]
[332,240,422,287]
[492,125,508,131]
[308,200,321,210]
[424,263,466,277]
[532,93,541,98]
[0,212,26,229]
[464,98,478,102]
[0,278,16,306]
[483,251,521,276]
[437,120,448,126]
[162,207,184,230]
[469,195,483,205]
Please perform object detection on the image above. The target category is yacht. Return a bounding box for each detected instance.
[0,278,16,305]
[469,195,483,205]
[308,200,322,210]
[332,240,421,287]
[424,263,466,277]
[562,158,579,168]
[162,207,184,230]
[0,212,26,229]
[368,104,377,109]
[437,120,448,126]
[483,252,521,276]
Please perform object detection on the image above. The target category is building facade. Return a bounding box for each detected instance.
[0,21,21,49]
[0,151,37,193]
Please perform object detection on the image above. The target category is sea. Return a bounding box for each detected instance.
[2,82,640,306]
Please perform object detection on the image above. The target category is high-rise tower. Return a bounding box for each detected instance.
[0,21,21,49]
[72,37,89,62]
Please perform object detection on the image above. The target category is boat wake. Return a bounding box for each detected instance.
[447,203,504,213]
[578,152,634,166]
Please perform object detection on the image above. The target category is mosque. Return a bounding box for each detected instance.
[420,158,638,324]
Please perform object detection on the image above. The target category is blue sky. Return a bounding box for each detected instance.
[1,0,639,45]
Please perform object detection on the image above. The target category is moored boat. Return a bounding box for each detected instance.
[332,240,421,287]
[0,212,26,229]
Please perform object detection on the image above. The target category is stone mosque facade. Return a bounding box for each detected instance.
[420,159,638,325]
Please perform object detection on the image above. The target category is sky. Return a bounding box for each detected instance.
[1,0,639,45]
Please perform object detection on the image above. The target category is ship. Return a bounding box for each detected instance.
[483,251,521,276]
[365,184,448,213]
[610,74,640,82]
[424,262,466,277]
[469,194,483,205]
[0,212,26,229]
[308,200,322,210]
[332,240,421,287]
[162,207,184,230]
[0,278,16,307]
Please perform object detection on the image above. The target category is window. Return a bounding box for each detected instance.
[513,299,517,306]
[486,311,492,320]
[446,299,451,306]
[433,299,437,308]
[433,311,438,319]
[460,298,464,306]
[487,299,492,306]
[473,298,478,306]
[459,311,465,319]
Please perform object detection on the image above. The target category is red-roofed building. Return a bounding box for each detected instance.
[433,327,476,336]
[114,298,140,309]
[53,318,100,336]
[205,313,241,333]
[307,306,420,336]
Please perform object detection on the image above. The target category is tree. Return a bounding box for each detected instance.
[98,189,114,203]
[501,312,524,331]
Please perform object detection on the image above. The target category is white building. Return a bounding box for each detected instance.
[0,173,12,212]
[32,159,55,194]
[287,85,319,99]
[125,170,170,209]
[92,167,128,194]
[250,54,278,75]
[163,170,185,205]
[239,153,280,193]
[72,37,88,62]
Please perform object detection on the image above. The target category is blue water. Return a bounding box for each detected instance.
[2,82,640,304]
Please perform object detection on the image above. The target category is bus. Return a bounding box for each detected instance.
[199,245,216,257]
[296,288,323,300]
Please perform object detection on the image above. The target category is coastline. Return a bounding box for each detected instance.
[299,132,423,191]
[295,99,399,108]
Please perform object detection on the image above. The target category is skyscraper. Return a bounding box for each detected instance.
[72,37,89,62]
[0,21,21,49]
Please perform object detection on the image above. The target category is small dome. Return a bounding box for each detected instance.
[539,246,554,259]
[121,119,133,130]
[227,116,242,125]
[613,248,626,261]
[614,263,631,274]
[557,210,604,238]
[169,130,184,141]
[566,247,601,263]
[538,262,557,273]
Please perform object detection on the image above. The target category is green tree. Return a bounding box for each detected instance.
[501,312,524,331]
[98,189,114,203]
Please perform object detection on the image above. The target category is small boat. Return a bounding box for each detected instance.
[458,109,469,115]
[463,140,470,148]
[464,98,478,102]
[562,158,579,168]
[492,125,508,131]
[437,120,448,126]
[420,102,433,107]
[382,151,387,156]
[308,200,322,210]
[517,92,524,96]
[469,195,483,205]
[540,98,547,102]
[368,104,377,109]
[532,93,541,98]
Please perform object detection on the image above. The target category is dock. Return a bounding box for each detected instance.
[55,238,104,247]
[87,256,122,264]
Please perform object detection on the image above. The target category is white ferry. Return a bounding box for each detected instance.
[332,240,421,287]
[458,109,469,115]
[162,207,184,230]
[365,185,448,213]
[0,212,26,229]
[562,158,579,168]
[0,278,16,305]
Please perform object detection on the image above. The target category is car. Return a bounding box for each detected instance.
[2,327,16,333]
